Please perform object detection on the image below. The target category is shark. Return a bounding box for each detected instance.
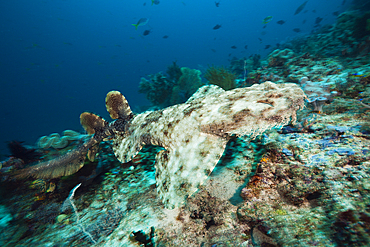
[16,81,306,209]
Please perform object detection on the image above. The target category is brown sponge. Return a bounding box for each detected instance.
[105,91,132,119]
[80,112,106,134]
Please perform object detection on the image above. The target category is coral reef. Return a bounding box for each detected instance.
[204,66,237,90]
[3,8,370,247]
[139,64,204,108]
[170,67,203,105]
[268,48,295,67]
[37,130,83,149]
[139,72,174,108]
[7,141,41,164]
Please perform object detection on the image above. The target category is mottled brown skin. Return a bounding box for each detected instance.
[16,82,306,209]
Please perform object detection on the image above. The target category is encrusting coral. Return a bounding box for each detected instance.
[15,81,306,209]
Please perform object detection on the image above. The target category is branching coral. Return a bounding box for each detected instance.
[170,67,203,105]
[204,66,237,90]
[139,72,174,107]
[139,64,203,107]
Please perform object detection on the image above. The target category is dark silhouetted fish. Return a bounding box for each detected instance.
[342,0,346,5]
[215,1,220,7]
[332,11,339,16]
[211,49,216,52]
[265,45,271,49]
[294,1,308,15]
[263,25,267,29]
[162,35,169,39]
[213,24,222,30]
[231,46,237,49]
[302,19,307,24]
[258,37,262,43]
[312,9,316,13]
[277,20,286,25]
[143,30,151,36]
[244,45,248,49]
[151,0,160,5]
[314,17,323,27]
[293,28,301,32]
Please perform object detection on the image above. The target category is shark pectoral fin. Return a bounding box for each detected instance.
[155,134,228,209]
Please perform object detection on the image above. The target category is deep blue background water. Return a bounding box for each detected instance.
[0,0,349,157]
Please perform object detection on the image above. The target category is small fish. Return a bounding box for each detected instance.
[263,25,267,29]
[315,17,323,25]
[215,1,220,7]
[342,0,346,5]
[262,16,273,24]
[277,20,286,25]
[351,72,366,77]
[258,37,262,43]
[314,17,323,27]
[231,45,237,49]
[213,24,222,30]
[162,35,169,39]
[143,29,151,36]
[151,0,160,5]
[143,2,146,6]
[132,18,149,29]
[293,28,301,32]
[332,11,339,16]
[244,45,248,50]
[265,45,271,49]
[211,49,216,52]
[302,19,307,24]
[312,9,316,13]
[294,1,308,15]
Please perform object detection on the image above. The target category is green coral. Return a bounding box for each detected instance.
[166,61,182,83]
[138,72,174,107]
[170,67,203,105]
[139,64,204,108]
[204,66,237,90]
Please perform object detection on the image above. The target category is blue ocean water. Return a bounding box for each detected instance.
[0,0,348,157]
